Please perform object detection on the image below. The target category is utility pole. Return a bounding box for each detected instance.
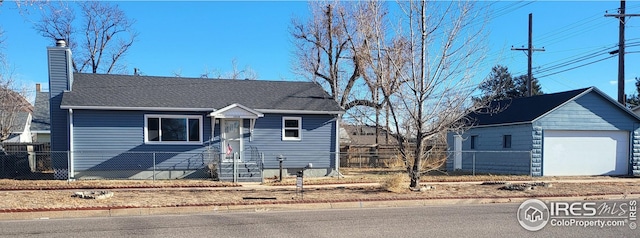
[512,13,545,97]
[605,0,640,105]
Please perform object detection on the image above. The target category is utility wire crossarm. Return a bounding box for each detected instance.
[604,0,640,105]
[511,13,545,97]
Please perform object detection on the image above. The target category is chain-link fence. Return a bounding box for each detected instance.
[340,150,533,175]
[0,146,269,181]
[1,145,533,180]
[450,151,532,175]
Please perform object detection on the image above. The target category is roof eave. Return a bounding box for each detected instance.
[470,121,532,129]
[60,105,216,111]
[255,109,345,115]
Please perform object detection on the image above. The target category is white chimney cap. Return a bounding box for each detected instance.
[55,39,67,47]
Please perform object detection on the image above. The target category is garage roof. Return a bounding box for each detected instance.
[467,87,638,126]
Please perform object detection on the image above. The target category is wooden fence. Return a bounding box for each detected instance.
[1,142,51,178]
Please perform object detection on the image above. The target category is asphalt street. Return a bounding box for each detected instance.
[0,203,636,238]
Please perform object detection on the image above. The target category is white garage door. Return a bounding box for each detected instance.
[543,130,629,176]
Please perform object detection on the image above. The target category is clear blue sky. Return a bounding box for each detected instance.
[1,1,639,101]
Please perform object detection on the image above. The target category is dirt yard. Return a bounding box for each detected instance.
[1,169,639,211]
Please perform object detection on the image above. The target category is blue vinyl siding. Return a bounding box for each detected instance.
[48,47,72,171]
[534,92,638,131]
[244,114,336,169]
[71,110,212,171]
[447,91,640,176]
[446,124,533,175]
[70,110,337,172]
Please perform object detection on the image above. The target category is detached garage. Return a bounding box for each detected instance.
[447,87,640,176]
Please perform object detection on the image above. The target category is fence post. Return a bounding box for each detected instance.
[1,154,4,178]
[472,152,476,176]
[67,151,72,182]
[260,152,264,184]
[233,152,238,183]
[153,152,156,181]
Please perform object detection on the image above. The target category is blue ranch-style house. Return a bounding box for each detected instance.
[47,40,343,181]
[447,87,640,177]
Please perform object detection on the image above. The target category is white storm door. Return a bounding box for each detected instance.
[222,119,242,162]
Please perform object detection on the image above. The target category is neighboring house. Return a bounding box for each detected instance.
[341,124,399,146]
[1,87,33,143]
[3,111,32,143]
[447,87,640,176]
[47,40,343,181]
[340,124,401,167]
[30,84,50,143]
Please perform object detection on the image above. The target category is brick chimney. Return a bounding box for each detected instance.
[35,83,41,92]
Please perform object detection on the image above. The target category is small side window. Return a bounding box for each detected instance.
[503,135,512,149]
[470,135,478,149]
[282,117,302,140]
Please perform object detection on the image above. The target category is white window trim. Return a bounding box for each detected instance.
[144,114,203,145]
[282,117,302,141]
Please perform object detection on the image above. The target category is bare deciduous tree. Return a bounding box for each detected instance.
[26,1,138,74]
[384,0,491,189]
[353,1,409,145]
[189,59,258,80]
[291,1,378,111]
[0,84,32,142]
[223,59,258,80]
[0,31,32,141]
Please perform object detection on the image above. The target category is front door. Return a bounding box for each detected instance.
[222,119,242,162]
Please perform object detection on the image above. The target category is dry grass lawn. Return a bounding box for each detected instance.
[1,168,639,211]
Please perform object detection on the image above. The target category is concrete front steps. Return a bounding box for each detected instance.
[218,162,262,182]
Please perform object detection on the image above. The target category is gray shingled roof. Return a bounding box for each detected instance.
[11,111,30,132]
[468,87,591,126]
[31,91,50,131]
[61,73,343,112]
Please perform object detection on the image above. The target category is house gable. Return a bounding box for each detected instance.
[31,91,51,133]
[535,89,640,131]
[209,104,264,119]
[468,88,587,127]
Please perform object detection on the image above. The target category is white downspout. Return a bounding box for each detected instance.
[335,115,340,175]
[68,108,74,180]
[211,116,216,145]
[250,118,256,142]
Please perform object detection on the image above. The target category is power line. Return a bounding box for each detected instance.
[605,0,640,104]
[536,55,617,78]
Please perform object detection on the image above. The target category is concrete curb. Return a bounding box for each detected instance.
[2,194,638,221]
